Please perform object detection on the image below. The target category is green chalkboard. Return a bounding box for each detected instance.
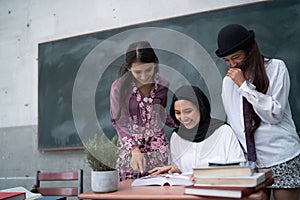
[38,0,300,150]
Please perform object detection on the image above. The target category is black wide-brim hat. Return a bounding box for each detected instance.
[215,24,255,57]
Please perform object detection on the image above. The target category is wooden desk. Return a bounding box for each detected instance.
[78,180,263,200]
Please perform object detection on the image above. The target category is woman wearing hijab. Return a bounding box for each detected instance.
[149,85,245,174]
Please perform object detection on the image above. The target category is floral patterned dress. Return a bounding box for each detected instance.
[110,75,175,180]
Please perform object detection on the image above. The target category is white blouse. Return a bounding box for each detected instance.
[222,58,300,168]
[170,124,245,173]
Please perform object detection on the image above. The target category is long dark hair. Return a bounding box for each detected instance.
[241,40,269,139]
[114,41,159,120]
[119,41,159,77]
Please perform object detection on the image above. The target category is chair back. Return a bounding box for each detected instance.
[36,169,83,196]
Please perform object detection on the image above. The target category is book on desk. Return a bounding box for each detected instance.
[193,163,254,178]
[0,187,42,200]
[185,168,273,198]
[193,168,272,187]
[0,192,26,200]
[185,176,274,198]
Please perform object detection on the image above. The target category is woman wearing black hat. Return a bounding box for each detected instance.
[216,24,300,200]
[149,85,245,175]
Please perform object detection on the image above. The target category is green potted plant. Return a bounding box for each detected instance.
[84,133,119,193]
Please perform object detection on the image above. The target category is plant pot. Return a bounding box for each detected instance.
[91,170,118,193]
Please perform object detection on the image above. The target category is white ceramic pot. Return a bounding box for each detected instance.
[91,170,118,193]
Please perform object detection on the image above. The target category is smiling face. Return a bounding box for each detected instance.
[223,50,246,68]
[129,62,156,86]
[174,99,200,129]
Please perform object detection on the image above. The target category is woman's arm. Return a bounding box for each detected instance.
[110,78,134,139]
[238,60,290,124]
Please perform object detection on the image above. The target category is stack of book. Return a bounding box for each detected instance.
[185,165,273,198]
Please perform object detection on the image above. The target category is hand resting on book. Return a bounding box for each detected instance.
[149,164,182,175]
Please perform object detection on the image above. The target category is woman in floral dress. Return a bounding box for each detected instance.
[110,41,176,180]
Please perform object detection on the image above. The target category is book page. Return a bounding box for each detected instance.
[131,174,194,186]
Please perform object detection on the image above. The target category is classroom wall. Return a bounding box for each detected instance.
[0,0,268,193]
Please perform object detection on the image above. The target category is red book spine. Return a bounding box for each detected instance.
[0,192,26,200]
[185,177,274,198]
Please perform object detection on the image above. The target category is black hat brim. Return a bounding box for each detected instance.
[215,30,255,57]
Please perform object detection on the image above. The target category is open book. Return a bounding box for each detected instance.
[131,173,194,186]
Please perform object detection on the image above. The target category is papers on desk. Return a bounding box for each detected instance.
[131,173,194,186]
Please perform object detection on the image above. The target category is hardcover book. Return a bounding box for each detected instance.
[0,192,26,200]
[193,164,254,177]
[0,187,42,200]
[194,168,272,187]
[185,177,274,198]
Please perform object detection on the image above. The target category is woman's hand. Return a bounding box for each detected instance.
[226,68,245,87]
[148,164,181,175]
[130,147,146,173]
[190,173,195,181]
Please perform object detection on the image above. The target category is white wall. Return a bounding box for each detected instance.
[0,0,267,191]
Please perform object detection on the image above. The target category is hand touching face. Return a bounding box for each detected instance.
[222,50,247,87]
[226,67,245,87]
